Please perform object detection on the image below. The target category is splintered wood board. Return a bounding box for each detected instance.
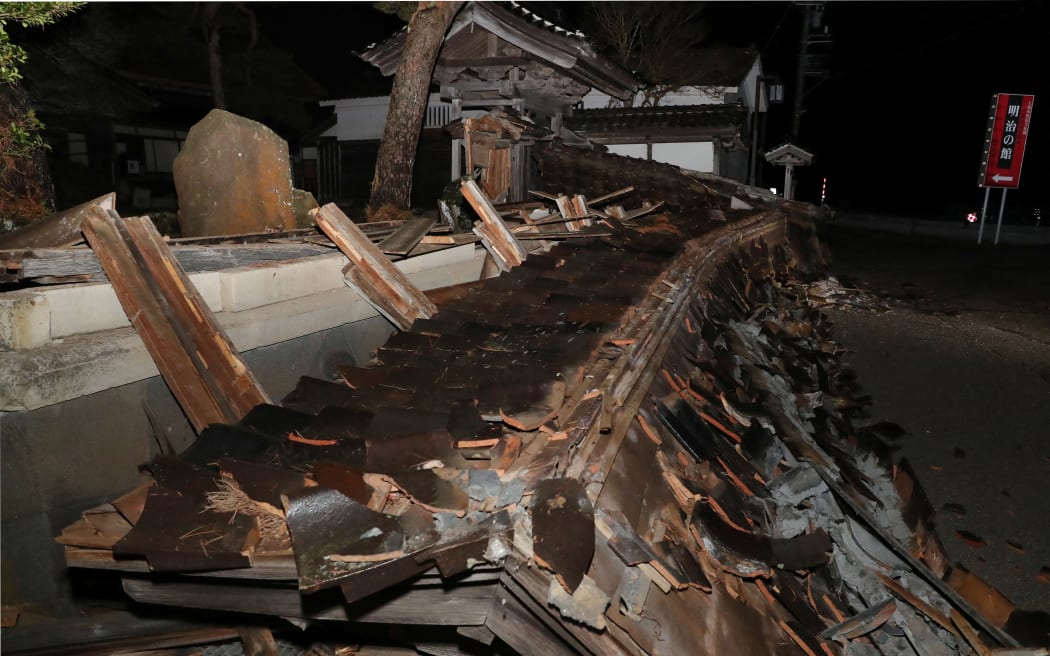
[461,179,526,269]
[81,208,269,431]
[312,203,437,331]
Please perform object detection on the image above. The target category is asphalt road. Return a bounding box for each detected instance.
[823,226,1050,612]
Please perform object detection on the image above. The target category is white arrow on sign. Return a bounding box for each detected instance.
[991,173,1015,183]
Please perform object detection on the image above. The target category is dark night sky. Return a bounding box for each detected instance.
[713,1,1048,219]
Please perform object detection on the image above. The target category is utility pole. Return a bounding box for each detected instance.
[790,3,812,140]
[790,3,831,142]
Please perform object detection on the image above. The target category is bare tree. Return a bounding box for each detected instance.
[585,2,712,107]
[369,1,463,214]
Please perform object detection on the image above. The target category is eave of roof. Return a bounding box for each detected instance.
[359,1,639,100]
[565,104,746,140]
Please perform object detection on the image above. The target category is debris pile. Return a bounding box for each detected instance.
[40,148,1048,655]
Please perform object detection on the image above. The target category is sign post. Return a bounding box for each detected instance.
[977,93,1034,244]
[977,187,991,245]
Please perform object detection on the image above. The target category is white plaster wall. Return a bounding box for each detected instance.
[652,142,715,173]
[606,144,648,159]
[321,94,453,141]
[580,87,729,109]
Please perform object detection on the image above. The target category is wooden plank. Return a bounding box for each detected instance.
[122,577,496,626]
[571,195,594,227]
[81,208,232,432]
[419,234,481,246]
[588,187,635,206]
[312,203,437,331]
[65,547,301,580]
[120,216,271,423]
[554,195,580,232]
[0,608,240,656]
[0,192,114,249]
[484,585,577,656]
[379,217,436,256]
[471,221,510,272]
[462,179,527,269]
[4,242,333,283]
[517,230,613,240]
[619,201,666,221]
[527,189,560,201]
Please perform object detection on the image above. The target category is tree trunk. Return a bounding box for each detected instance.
[204,3,227,109]
[369,1,463,214]
[0,82,54,227]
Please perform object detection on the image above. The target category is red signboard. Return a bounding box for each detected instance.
[979,93,1034,188]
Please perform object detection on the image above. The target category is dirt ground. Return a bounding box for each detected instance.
[822,226,1050,612]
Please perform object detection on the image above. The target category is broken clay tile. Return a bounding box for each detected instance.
[447,398,496,440]
[771,528,833,572]
[113,486,256,571]
[282,486,405,592]
[140,455,220,503]
[275,432,367,470]
[178,423,276,467]
[381,469,469,516]
[770,570,827,634]
[365,429,454,472]
[280,376,356,415]
[941,502,967,516]
[335,364,390,389]
[311,461,373,506]
[532,478,594,593]
[364,406,450,439]
[490,435,522,473]
[604,522,658,567]
[689,501,770,578]
[424,509,512,578]
[216,458,309,508]
[650,540,710,591]
[297,405,374,441]
[238,403,314,437]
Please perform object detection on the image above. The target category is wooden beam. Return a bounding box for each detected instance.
[461,179,526,270]
[0,193,114,249]
[122,577,496,626]
[312,203,437,331]
[81,208,269,431]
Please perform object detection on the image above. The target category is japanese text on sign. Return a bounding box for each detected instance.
[979,93,1034,189]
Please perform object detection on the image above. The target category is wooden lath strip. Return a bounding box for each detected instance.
[81,208,269,432]
[312,203,437,331]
